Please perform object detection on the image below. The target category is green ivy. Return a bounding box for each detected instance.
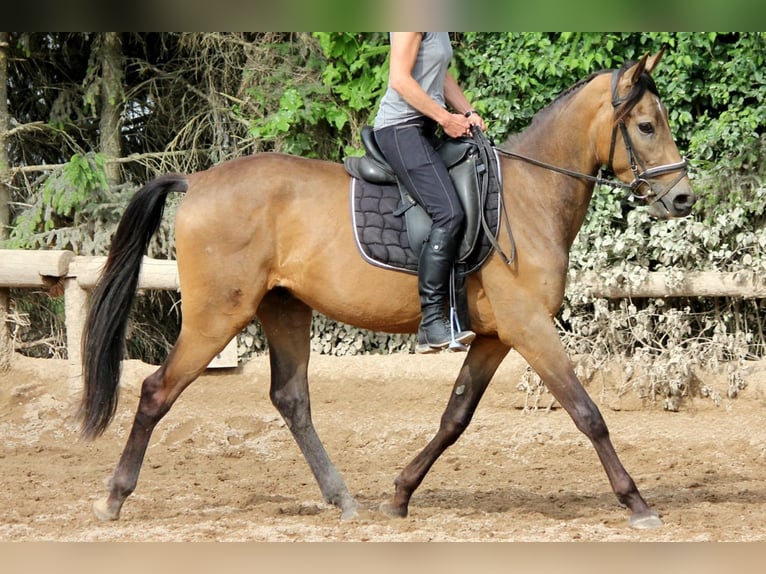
[315,32,389,115]
[313,32,389,156]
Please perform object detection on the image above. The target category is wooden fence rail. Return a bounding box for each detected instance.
[569,269,766,299]
[0,249,232,371]
[1,249,764,370]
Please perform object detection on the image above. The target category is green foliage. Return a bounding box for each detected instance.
[7,152,111,251]
[453,32,766,178]
[314,32,389,116]
[243,39,329,156]
[242,33,388,159]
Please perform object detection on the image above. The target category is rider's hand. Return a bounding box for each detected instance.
[440,111,487,139]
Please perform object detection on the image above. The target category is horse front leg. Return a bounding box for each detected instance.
[514,315,662,529]
[258,290,358,520]
[380,336,510,517]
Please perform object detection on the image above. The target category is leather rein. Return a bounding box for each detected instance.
[493,69,688,206]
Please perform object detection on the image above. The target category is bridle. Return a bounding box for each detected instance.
[606,69,688,205]
[494,68,688,207]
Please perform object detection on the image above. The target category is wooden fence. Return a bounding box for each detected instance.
[0,249,236,370]
[1,248,765,370]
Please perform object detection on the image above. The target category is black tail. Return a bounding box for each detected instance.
[79,174,188,440]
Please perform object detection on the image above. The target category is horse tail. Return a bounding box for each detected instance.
[79,174,188,440]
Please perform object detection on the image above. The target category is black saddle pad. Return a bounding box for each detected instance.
[350,178,501,276]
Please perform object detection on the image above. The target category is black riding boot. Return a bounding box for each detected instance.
[415,227,476,354]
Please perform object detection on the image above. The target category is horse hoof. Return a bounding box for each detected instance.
[340,505,359,521]
[379,501,407,518]
[92,498,120,521]
[629,510,663,529]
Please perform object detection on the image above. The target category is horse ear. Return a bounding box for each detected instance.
[625,46,665,87]
[644,46,666,75]
[627,53,649,86]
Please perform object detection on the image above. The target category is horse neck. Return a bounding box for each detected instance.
[504,80,610,249]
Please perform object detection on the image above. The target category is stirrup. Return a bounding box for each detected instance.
[448,340,469,352]
[447,308,467,351]
[447,292,474,352]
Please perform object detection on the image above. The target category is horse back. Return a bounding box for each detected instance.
[185,153,348,204]
[179,153,348,236]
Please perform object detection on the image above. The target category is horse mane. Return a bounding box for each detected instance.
[502,61,659,149]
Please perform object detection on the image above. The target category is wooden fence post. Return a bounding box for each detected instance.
[0,288,10,370]
[63,275,89,393]
[0,249,75,370]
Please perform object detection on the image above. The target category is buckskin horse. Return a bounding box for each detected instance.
[79,50,694,529]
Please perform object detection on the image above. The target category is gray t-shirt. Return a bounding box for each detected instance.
[373,32,453,129]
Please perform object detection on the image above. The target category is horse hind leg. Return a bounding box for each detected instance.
[257,288,358,520]
[92,324,246,521]
[381,336,510,517]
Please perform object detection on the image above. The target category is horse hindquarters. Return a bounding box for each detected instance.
[92,230,271,520]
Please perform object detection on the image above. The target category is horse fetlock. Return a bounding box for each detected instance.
[339,503,360,521]
[325,489,356,509]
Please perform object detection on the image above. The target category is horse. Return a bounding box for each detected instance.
[79,50,695,529]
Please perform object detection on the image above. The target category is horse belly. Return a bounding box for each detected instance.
[289,251,423,334]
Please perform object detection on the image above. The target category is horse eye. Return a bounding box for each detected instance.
[638,122,655,135]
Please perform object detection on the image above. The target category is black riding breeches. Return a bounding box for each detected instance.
[374,118,465,237]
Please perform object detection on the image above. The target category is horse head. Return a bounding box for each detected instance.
[601,49,696,219]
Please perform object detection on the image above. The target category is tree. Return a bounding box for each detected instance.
[95,32,124,186]
[0,31,10,367]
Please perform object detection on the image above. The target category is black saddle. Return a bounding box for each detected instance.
[344,126,502,270]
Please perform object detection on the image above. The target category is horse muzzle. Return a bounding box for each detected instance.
[632,160,696,219]
[644,179,696,219]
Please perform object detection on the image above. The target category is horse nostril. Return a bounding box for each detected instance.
[674,193,695,210]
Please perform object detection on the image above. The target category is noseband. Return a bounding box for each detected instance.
[495,68,688,207]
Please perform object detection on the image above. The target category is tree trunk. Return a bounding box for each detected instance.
[0,32,10,238]
[98,32,124,186]
[0,31,12,368]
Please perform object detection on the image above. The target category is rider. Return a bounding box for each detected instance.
[373,32,487,354]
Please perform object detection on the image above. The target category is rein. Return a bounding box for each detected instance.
[494,146,631,189]
[494,68,688,206]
